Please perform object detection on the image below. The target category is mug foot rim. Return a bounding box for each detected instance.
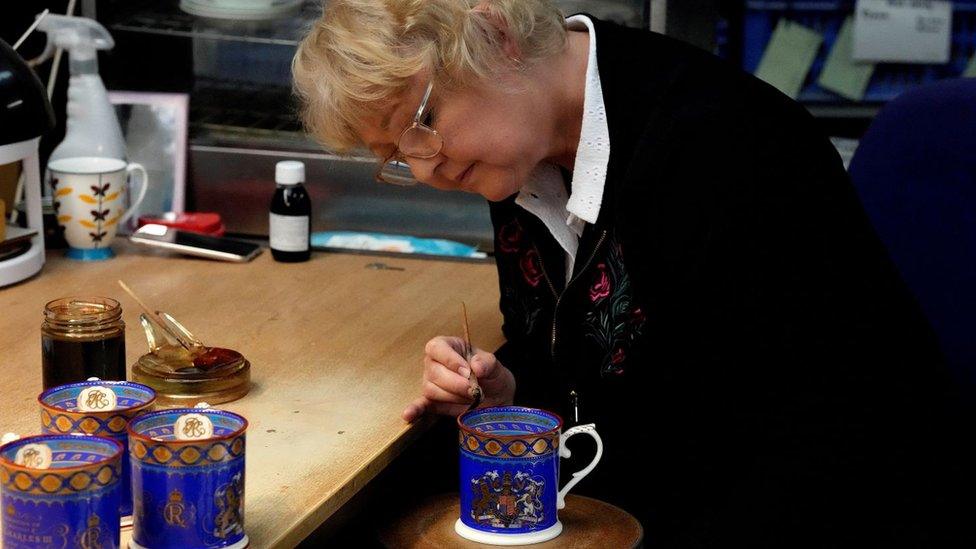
[454,519,562,545]
[129,534,249,549]
[66,247,115,261]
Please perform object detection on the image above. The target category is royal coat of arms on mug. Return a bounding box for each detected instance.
[456,406,603,545]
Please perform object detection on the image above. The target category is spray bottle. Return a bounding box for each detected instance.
[35,14,126,162]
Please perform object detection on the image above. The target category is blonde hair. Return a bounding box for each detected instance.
[293,0,567,153]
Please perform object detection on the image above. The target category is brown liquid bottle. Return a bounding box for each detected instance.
[269,160,311,263]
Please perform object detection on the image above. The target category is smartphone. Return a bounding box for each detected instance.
[130,224,263,262]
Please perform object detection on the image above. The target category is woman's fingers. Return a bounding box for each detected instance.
[422,380,473,405]
[425,336,467,373]
[401,396,471,423]
[404,336,508,423]
[425,356,472,396]
[469,349,516,407]
[470,350,498,379]
[401,397,428,423]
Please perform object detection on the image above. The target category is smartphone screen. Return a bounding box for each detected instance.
[132,224,262,261]
[170,231,261,257]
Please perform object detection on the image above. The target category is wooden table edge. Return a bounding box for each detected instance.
[266,415,438,547]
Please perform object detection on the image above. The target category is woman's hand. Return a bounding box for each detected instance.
[401,336,516,422]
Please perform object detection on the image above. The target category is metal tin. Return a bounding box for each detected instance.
[131,345,250,408]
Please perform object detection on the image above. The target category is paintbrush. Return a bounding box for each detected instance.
[461,302,484,410]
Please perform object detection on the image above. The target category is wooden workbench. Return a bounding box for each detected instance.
[0,243,503,547]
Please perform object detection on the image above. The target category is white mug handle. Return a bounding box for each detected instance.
[118,162,149,224]
[556,423,603,509]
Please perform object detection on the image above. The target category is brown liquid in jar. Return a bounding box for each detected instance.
[41,331,126,388]
[41,297,127,389]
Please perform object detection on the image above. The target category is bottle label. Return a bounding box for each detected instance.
[270,213,309,252]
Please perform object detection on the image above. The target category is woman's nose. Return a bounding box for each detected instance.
[404,155,441,186]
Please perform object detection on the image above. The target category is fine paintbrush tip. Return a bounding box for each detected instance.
[461,302,471,356]
[460,302,483,410]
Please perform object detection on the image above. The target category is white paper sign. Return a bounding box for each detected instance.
[853,0,953,64]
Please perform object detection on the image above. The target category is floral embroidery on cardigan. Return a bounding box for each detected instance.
[498,219,543,335]
[496,217,645,375]
[584,239,646,375]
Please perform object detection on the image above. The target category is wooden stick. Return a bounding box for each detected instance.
[12,9,48,51]
[118,280,193,351]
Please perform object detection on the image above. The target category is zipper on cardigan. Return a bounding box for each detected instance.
[538,229,609,357]
[532,230,608,425]
[568,390,580,424]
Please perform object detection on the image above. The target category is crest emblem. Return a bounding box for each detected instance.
[469,470,545,529]
[213,472,245,539]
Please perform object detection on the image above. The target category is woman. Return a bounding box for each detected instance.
[293,1,970,545]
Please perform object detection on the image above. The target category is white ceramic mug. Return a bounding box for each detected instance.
[48,157,148,260]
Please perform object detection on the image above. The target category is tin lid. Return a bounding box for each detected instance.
[131,345,250,408]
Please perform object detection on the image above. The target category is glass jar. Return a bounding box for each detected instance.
[41,297,127,389]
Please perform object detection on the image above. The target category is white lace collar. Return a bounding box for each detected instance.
[515,14,610,280]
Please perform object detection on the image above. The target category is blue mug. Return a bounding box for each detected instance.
[0,433,123,549]
[456,406,603,545]
[128,407,248,549]
[39,379,156,520]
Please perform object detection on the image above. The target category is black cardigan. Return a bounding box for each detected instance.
[488,18,973,547]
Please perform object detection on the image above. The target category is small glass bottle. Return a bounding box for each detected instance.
[269,160,311,262]
[41,297,127,389]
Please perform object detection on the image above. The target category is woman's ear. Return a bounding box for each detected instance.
[472,1,522,62]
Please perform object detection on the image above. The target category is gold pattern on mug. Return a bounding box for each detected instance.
[164,489,189,528]
[77,514,103,549]
[213,473,244,539]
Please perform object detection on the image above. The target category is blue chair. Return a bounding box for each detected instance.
[848,78,976,390]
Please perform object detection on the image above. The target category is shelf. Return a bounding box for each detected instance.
[189,79,304,145]
[109,0,321,46]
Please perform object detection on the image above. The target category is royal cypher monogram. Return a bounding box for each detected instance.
[77,514,103,549]
[182,418,206,439]
[20,448,44,469]
[85,390,111,410]
[164,489,189,528]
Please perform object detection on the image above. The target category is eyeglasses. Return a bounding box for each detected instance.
[375,81,443,186]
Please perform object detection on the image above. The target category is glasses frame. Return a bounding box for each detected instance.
[374,81,443,186]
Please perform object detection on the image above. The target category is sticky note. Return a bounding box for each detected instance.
[754,19,824,99]
[818,16,876,101]
[853,0,952,64]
